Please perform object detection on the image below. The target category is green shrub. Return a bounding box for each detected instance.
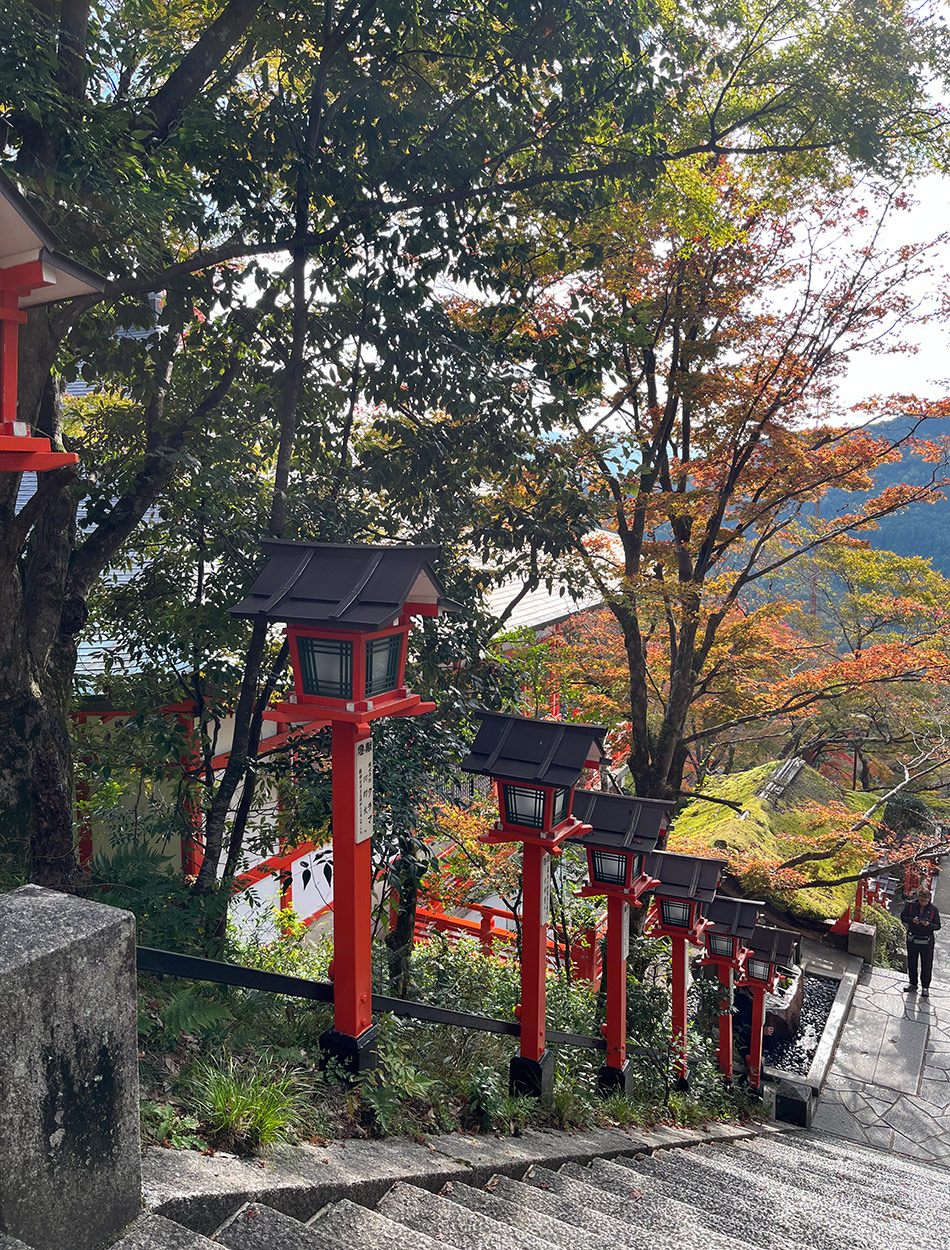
[360,1016,446,1136]
[599,1090,645,1127]
[465,1065,507,1131]
[140,1100,208,1151]
[227,909,333,980]
[866,900,905,970]
[95,844,218,952]
[547,1079,599,1131]
[489,1092,536,1135]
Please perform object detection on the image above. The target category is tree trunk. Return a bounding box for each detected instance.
[0,312,83,886]
[384,858,420,997]
[0,489,81,890]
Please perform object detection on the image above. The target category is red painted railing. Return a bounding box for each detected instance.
[413,901,604,985]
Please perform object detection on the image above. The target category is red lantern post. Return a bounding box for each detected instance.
[0,173,102,471]
[231,541,459,1072]
[462,712,606,1098]
[645,851,724,1089]
[735,925,800,1093]
[699,897,762,1082]
[568,791,673,1094]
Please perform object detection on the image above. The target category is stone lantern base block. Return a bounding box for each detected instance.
[510,1051,555,1101]
[320,1025,380,1076]
[847,922,877,966]
[0,884,141,1250]
[597,1059,634,1097]
[774,1078,816,1127]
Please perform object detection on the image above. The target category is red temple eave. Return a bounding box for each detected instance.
[1,171,104,471]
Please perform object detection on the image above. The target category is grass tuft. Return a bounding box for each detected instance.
[187,1054,318,1154]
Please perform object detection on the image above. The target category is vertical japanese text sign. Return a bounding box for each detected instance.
[355,736,374,843]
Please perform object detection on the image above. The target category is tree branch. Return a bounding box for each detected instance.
[141,0,261,144]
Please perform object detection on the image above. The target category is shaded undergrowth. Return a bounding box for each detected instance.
[138,916,761,1155]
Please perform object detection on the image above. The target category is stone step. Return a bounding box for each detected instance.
[0,1237,34,1250]
[144,1135,474,1237]
[491,1168,751,1250]
[526,1162,705,1235]
[561,1157,812,1250]
[310,1196,466,1250]
[768,1125,950,1187]
[376,1180,561,1250]
[215,1201,345,1250]
[760,1134,950,1222]
[722,1135,950,1220]
[109,1213,224,1249]
[639,1142,946,1249]
[613,1147,944,1250]
[582,1155,851,1250]
[482,1170,664,1248]
[438,1177,612,1250]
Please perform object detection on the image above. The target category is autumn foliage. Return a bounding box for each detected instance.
[458,166,950,812]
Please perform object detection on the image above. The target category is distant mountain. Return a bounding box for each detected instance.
[826,416,950,575]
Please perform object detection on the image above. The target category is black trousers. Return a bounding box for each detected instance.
[907,941,935,989]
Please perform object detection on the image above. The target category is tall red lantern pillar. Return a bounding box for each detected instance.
[462,711,606,1100]
[735,925,800,1094]
[0,173,103,471]
[699,897,762,1082]
[231,541,459,1073]
[568,790,673,1095]
[645,851,724,1090]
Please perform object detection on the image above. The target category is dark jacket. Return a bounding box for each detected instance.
[900,899,941,944]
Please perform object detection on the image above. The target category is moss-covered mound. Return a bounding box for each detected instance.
[669,761,872,924]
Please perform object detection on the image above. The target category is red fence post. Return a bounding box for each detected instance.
[511,841,554,1098]
[671,935,689,1089]
[717,963,734,1081]
[597,894,633,1094]
[478,909,493,955]
[320,721,377,1072]
[747,986,766,1093]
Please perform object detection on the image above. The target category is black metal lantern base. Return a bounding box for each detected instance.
[510,1051,555,1101]
[597,1058,634,1097]
[319,1024,379,1076]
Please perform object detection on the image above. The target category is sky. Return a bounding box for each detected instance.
[838,172,950,410]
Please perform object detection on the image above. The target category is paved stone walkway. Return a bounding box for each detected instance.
[813,863,950,1164]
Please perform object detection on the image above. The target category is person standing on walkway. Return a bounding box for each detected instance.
[901,885,941,998]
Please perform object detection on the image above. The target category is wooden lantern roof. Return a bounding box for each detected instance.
[0,172,103,306]
[644,850,724,904]
[230,540,461,630]
[745,924,800,973]
[568,790,674,857]
[705,896,762,943]
[461,711,607,789]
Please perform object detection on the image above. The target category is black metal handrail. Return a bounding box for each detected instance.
[137,946,607,1052]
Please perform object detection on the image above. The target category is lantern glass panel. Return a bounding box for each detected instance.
[707,933,735,959]
[660,898,691,928]
[503,784,547,829]
[551,786,570,826]
[591,850,628,887]
[298,637,353,699]
[747,958,772,982]
[365,633,402,697]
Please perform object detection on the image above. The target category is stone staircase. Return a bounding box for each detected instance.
[109,1129,950,1250]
